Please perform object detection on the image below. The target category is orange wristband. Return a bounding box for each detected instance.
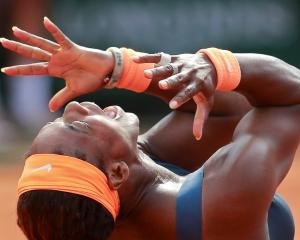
[116,48,154,92]
[199,48,241,91]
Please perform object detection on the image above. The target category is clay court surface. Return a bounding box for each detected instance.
[0,148,299,239]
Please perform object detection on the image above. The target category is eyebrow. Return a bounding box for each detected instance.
[23,151,31,159]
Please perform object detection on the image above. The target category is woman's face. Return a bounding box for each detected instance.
[29,101,140,167]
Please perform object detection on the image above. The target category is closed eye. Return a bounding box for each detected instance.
[65,122,89,134]
[66,123,79,132]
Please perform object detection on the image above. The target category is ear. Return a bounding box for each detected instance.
[106,161,129,190]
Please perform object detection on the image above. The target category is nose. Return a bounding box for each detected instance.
[65,101,90,114]
[80,102,104,113]
[63,101,89,122]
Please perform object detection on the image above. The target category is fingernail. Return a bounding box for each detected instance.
[0,38,6,43]
[1,68,6,73]
[159,81,168,89]
[49,103,55,112]
[12,26,19,32]
[169,100,178,109]
[195,135,201,141]
[44,16,52,23]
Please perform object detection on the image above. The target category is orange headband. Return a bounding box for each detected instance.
[17,154,120,220]
[199,48,241,91]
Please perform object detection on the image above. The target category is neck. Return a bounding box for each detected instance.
[116,149,181,220]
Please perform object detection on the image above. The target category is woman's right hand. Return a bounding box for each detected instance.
[0,17,114,112]
[133,52,217,140]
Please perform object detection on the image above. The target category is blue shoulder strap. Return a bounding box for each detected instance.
[268,193,295,240]
[176,168,204,240]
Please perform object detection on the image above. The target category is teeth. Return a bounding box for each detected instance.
[103,106,121,119]
[103,106,117,119]
[107,110,116,119]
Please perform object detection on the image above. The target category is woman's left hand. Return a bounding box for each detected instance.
[0,17,114,112]
[133,53,217,140]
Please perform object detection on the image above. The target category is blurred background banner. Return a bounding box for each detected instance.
[54,0,300,60]
[0,0,299,239]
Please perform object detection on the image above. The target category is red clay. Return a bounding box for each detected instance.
[1,151,299,240]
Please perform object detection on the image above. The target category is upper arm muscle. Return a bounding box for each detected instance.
[202,106,300,239]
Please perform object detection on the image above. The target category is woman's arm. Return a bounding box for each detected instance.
[140,53,300,170]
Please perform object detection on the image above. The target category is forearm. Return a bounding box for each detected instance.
[108,48,199,112]
[235,54,300,107]
[109,48,193,110]
[119,49,250,116]
[109,49,300,118]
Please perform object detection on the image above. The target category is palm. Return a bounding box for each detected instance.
[48,47,102,93]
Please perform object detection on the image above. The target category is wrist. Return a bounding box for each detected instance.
[105,47,123,89]
[98,50,115,87]
[196,53,218,89]
[106,50,115,75]
[198,48,241,91]
[83,47,115,77]
[104,47,154,92]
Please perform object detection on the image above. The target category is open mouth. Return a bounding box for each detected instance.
[103,106,123,120]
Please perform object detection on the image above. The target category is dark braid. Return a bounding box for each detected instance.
[17,191,115,240]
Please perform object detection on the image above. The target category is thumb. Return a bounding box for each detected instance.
[48,87,77,112]
[192,94,208,141]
